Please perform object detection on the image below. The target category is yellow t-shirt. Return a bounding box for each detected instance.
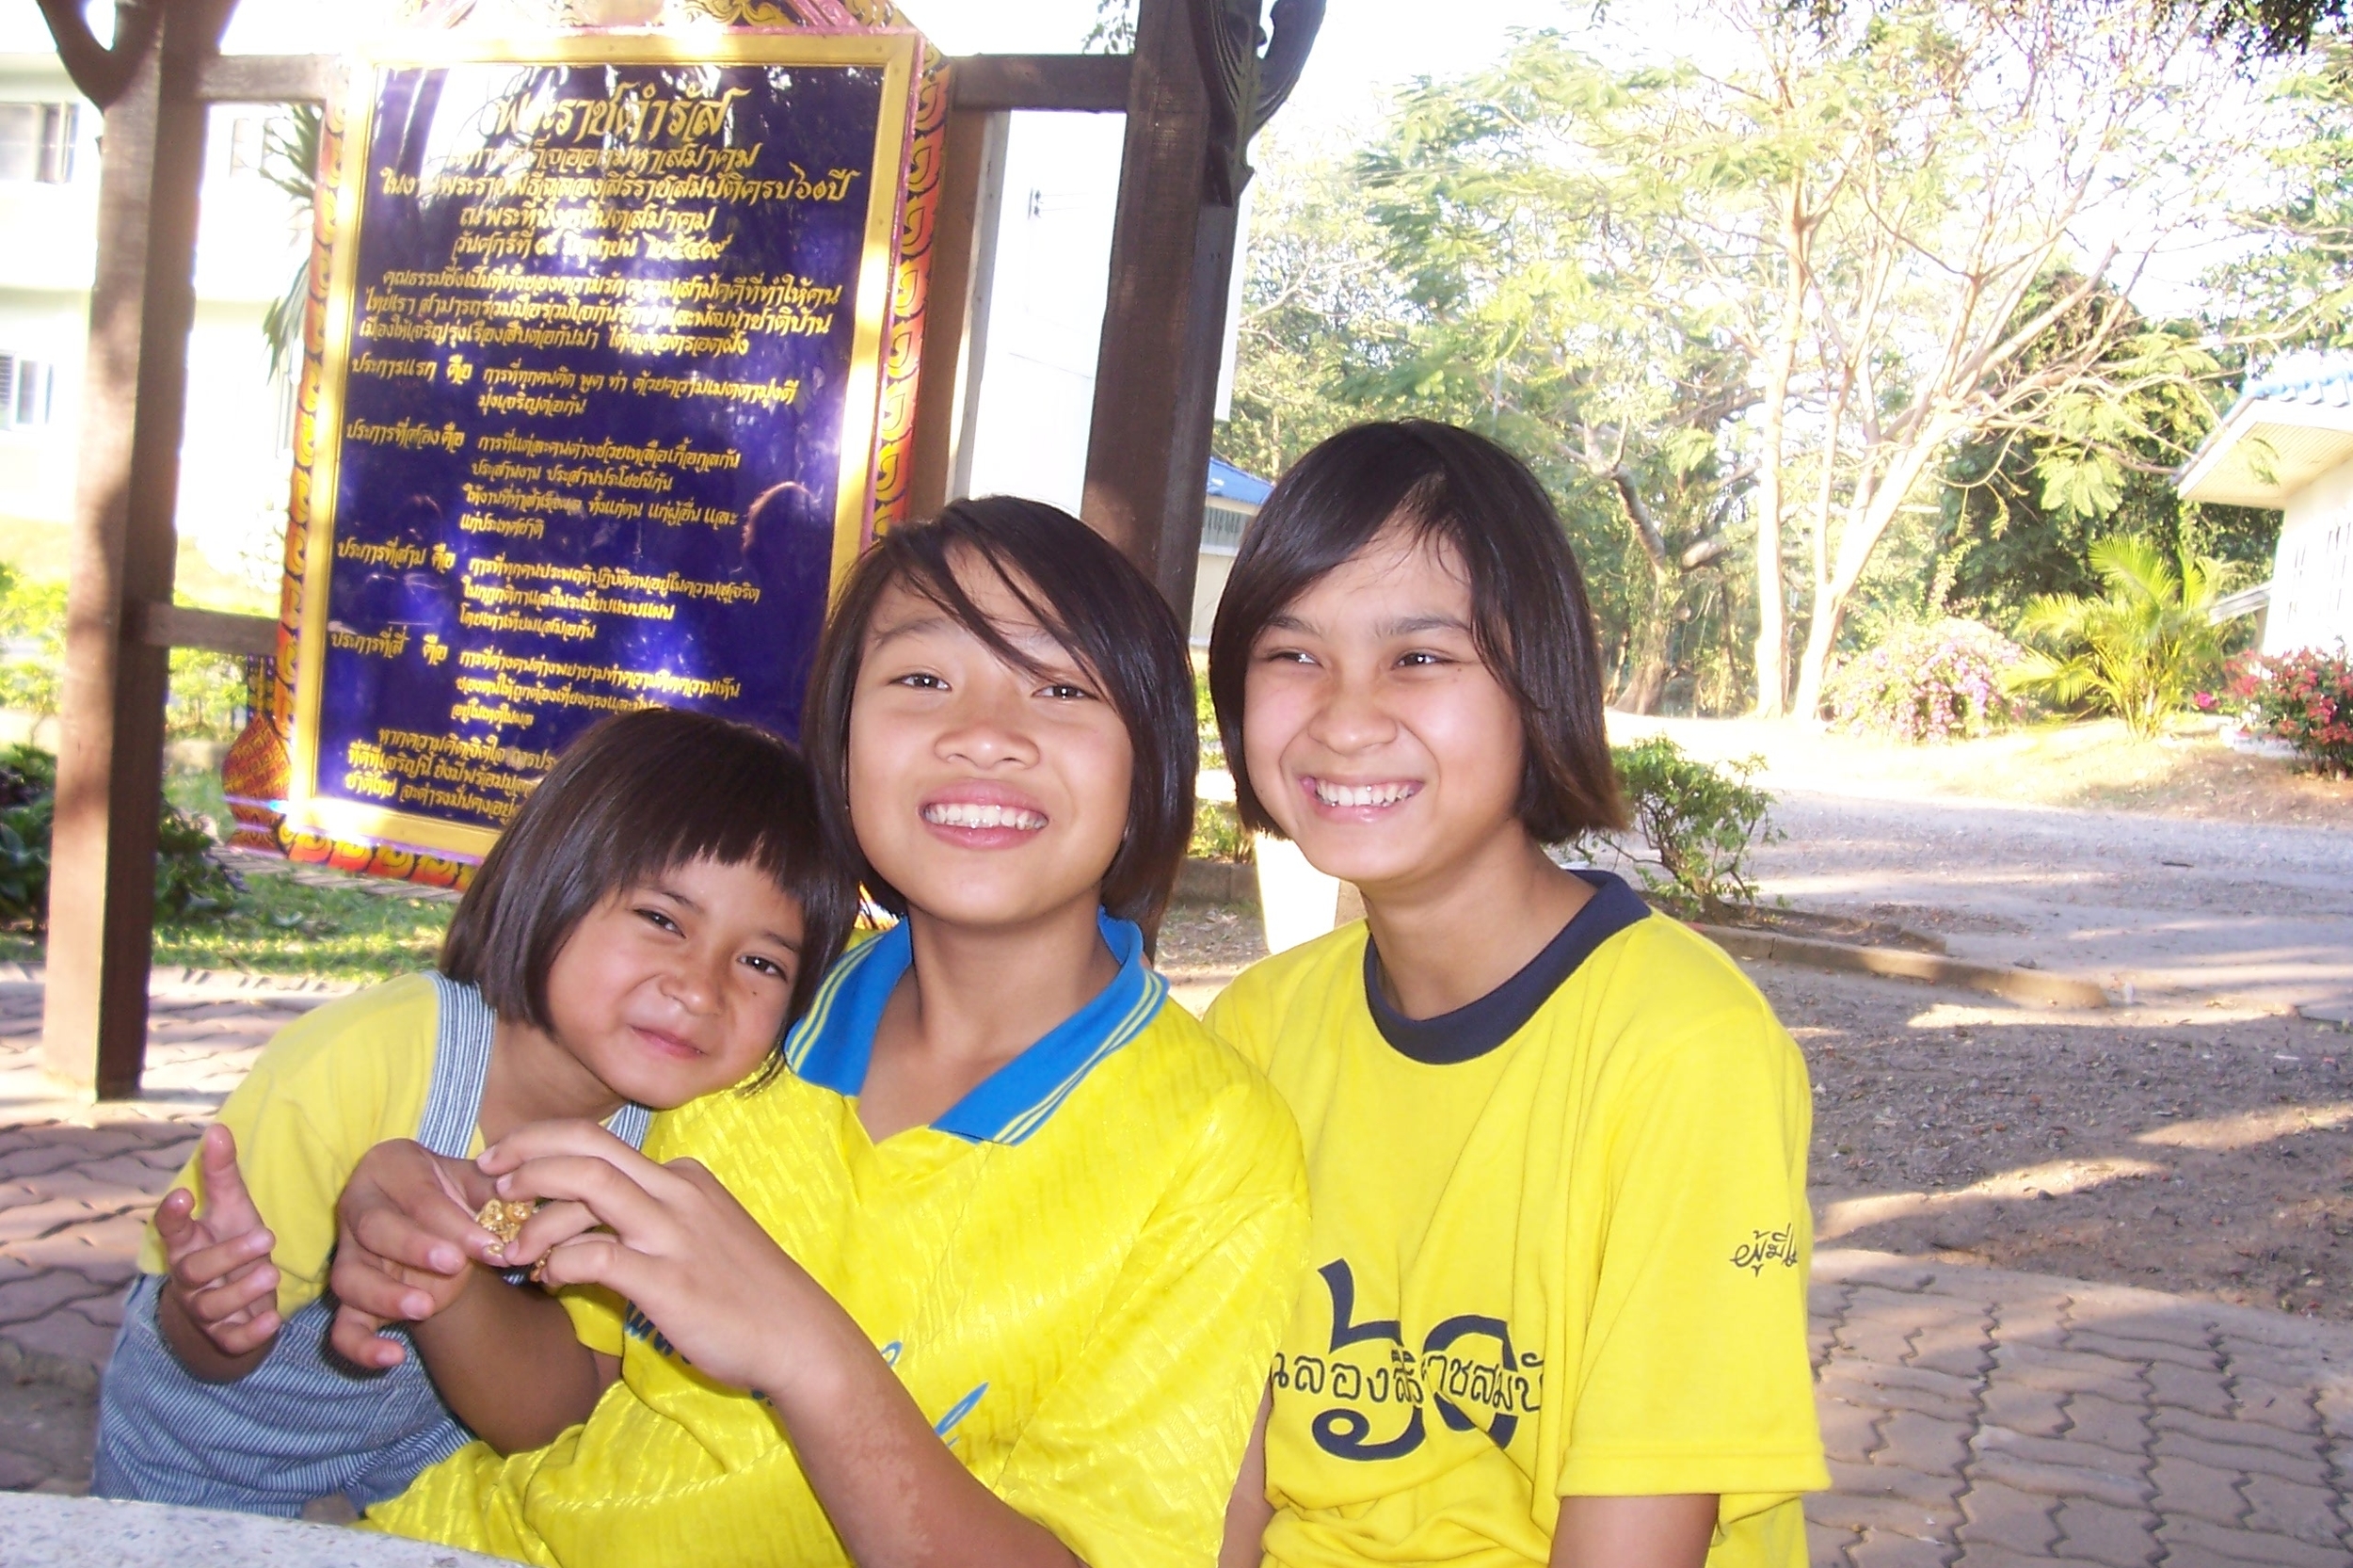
[371,913,1311,1568]
[1204,874,1826,1568]
[136,972,460,1321]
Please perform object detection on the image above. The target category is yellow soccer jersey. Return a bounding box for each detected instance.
[136,973,449,1321]
[1205,872,1826,1568]
[372,912,1310,1568]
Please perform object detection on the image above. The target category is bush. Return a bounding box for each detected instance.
[2226,647,2353,777]
[2005,536,2226,740]
[1189,798,1251,862]
[0,568,67,716]
[168,649,252,741]
[1824,618,2031,743]
[0,744,239,929]
[1568,737,1779,920]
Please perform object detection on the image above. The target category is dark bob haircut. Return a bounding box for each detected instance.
[1208,420,1625,844]
[440,706,853,1047]
[801,496,1196,929]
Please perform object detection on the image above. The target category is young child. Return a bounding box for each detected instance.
[1203,422,1826,1568]
[330,497,1310,1568]
[91,706,850,1519]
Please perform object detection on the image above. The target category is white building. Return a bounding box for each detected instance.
[0,44,310,603]
[2178,352,2353,656]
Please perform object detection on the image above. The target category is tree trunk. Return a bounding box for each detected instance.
[1751,193,1807,717]
[1615,608,1671,714]
[1790,429,1951,714]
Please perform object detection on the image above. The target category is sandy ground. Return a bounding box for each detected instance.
[1160,715,2353,1323]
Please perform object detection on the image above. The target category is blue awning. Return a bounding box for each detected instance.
[1207,456,1273,505]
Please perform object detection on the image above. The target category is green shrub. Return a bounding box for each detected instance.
[2006,536,2225,739]
[168,648,250,741]
[1568,737,1779,920]
[1188,798,1251,862]
[0,568,67,716]
[0,744,239,929]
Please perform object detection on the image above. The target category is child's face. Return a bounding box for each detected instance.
[1242,522,1529,895]
[846,558,1134,933]
[542,856,806,1107]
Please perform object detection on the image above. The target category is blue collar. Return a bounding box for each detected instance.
[782,910,1168,1145]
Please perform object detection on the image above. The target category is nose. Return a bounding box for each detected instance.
[1305,663,1395,756]
[661,944,725,1016]
[935,672,1039,770]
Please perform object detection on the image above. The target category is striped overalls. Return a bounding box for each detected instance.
[90,973,649,1516]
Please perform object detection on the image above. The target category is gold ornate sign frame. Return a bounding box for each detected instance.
[283,28,918,863]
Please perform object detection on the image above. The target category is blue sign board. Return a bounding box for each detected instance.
[289,32,918,861]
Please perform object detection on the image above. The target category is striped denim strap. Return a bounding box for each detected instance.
[418,974,495,1160]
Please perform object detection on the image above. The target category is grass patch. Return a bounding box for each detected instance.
[0,766,453,984]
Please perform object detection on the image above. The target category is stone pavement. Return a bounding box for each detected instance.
[1,975,2350,1565]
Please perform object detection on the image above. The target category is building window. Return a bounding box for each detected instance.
[227,112,269,178]
[1201,500,1253,554]
[0,356,58,430]
[0,103,79,184]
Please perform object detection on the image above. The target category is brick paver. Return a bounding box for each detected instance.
[0,973,2349,1564]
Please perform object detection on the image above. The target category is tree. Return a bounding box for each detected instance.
[2211,42,2353,349]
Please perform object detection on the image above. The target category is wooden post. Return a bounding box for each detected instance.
[1082,0,1229,616]
[1082,0,1319,616]
[42,0,234,1097]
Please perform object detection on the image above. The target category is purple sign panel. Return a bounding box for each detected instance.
[290,32,919,862]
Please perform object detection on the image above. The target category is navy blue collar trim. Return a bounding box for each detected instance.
[1364,870,1649,1065]
[783,910,1167,1144]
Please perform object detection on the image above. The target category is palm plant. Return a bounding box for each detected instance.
[2004,536,2227,740]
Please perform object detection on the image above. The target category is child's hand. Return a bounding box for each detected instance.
[328,1138,502,1370]
[485,1120,841,1399]
[154,1124,281,1359]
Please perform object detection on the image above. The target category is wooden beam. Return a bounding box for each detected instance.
[1081,0,1231,616]
[43,0,232,1099]
[134,602,279,659]
[904,104,1003,521]
[195,52,339,104]
[947,54,1129,113]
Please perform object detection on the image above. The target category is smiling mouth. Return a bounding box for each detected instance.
[921,802,1048,832]
[1307,778,1420,809]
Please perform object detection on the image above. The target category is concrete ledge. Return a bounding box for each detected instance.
[1693,922,2109,1009]
[1172,857,1254,905]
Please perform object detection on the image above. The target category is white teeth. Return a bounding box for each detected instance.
[923,802,1047,831]
[1312,780,1415,808]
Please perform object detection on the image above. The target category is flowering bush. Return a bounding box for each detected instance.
[2226,647,2353,777]
[1824,619,2032,743]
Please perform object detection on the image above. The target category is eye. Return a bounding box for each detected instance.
[634,906,682,935]
[1037,681,1096,701]
[739,952,791,981]
[1397,650,1449,668]
[1257,646,1315,666]
[891,671,949,691]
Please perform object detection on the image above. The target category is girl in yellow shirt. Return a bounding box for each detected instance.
[332,498,1309,1568]
[1202,423,1826,1568]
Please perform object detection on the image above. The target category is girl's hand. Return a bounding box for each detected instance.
[328,1138,502,1369]
[154,1124,281,1362]
[484,1120,833,1398]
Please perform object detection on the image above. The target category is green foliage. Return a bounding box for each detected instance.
[2006,537,2229,740]
[1571,737,1780,920]
[1188,799,1251,863]
[2227,647,2353,776]
[261,104,323,380]
[2211,41,2353,349]
[0,566,68,716]
[0,746,239,930]
[1825,618,2032,743]
[168,649,249,742]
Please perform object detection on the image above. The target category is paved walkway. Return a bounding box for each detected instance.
[1,976,2350,1565]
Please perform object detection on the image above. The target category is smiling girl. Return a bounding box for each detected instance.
[342,497,1309,1568]
[1203,424,1825,1568]
[92,707,845,1518]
